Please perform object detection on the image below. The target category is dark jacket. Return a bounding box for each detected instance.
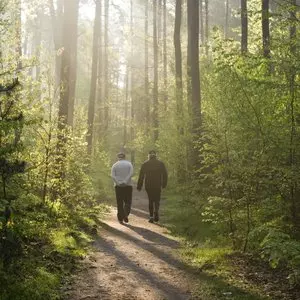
[137,157,168,190]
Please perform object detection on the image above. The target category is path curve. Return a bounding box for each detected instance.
[66,188,197,300]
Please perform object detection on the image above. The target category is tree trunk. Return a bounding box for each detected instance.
[34,10,42,79]
[200,0,204,45]
[58,0,79,130]
[225,0,229,39]
[87,0,101,155]
[96,0,103,139]
[174,0,183,119]
[262,0,270,58]
[289,0,297,228]
[130,0,135,163]
[153,0,159,142]
[67,2,79,127]
[49,0,63,88]
[123,64,129,147]
[104,0,109,133]
[241,0,248,53]
[145,0,150,125]
[205,0,209,56]
[163,0,167,110]
[187,0,201,168]
[15,0,22,70]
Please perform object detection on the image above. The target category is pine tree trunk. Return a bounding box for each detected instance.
[153,0,159,141]
[58,0,78,130]
[163,0,168,110]
[205,0,209,56]
[145,0,150,125]
[241,0,248,53]
[104,0,109,133]
[130,0,135,163]
[225,0,229,38]
[262,0,270,58]
[15,0,22,70]
[289,0,297,228]
[49,0,63,88]
[123,64,129,147]
[200,0,204,45]
[67,3,79,127]
[96,0,103,139]
[32,9,42,79]
[87,0,101,155]
[187,0,201,168]
[174,0,183,118]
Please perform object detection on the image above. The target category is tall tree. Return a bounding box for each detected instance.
[67,2,79,126]
[58,0,79,130]
[15,0,22,70]
[144,0,150,124]
[49,0,63,88]
[205,0,209,55]
[96,0,103,138]
[241,0,248,53]
[67,15,79,125]
[153,0,159,141]
[104,0,109,133]
[123,64,129,147]
[174,0,183,119]
[130,0,135,163]
[225,0,230,38]
[187,0,201,167]
[289,0,297,227]
[87,0,101,155]
[163,0,167,109]
[200,0,204,45]
[33,9,42,79]
[262,0,270,58]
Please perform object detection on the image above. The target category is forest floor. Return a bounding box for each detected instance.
[62,188,297,300]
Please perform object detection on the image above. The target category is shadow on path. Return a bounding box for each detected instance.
[130,208,149,219]
[125,223,180,247]
[66,187,265,300]
[97,220,264,300]
[94,236,189,299]
[98,220,182,266]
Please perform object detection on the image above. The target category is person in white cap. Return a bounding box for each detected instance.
[111,152,133,224]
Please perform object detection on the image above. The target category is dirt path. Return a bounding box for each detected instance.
[65,188,198,300]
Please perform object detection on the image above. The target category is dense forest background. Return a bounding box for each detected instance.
[1,0,300,298]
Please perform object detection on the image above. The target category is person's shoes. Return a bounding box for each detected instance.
[118,220,124,225]
[154,215,159,222]
[124,216,129,223]
[148,217,154,223]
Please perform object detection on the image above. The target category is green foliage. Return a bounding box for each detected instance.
[0,27,108,300]
[90,146,115,201]
[0,267,60,300]
[155,4,300,290]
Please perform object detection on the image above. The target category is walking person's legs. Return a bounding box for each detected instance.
[153,188,161,222]
[123,186,132,223]
[115,186,125,223]
[146,189,155,223]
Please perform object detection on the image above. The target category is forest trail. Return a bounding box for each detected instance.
[65,188,197,300]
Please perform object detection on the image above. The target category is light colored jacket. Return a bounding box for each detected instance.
[111,159,133,187]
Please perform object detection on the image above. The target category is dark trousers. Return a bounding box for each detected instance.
[115,186,132,221]
[146,188,161,218]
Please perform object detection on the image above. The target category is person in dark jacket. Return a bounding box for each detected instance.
[137,150,168,223]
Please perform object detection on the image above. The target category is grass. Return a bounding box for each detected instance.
[160,189,268,300]
[180,247,266,300]
[0,201,109,300]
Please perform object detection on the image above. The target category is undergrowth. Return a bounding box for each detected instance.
[0,202,109,300]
